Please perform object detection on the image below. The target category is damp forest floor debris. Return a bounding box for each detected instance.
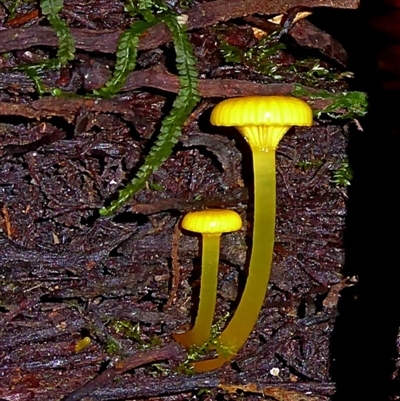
[1,0,398,400]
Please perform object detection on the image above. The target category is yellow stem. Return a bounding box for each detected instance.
[173,234,221,348]
[194,149,276,371]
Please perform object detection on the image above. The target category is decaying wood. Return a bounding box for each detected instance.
[61,343,185,401]
[0,0,360,55]
[0,0,369,400]
[0,65,350,125]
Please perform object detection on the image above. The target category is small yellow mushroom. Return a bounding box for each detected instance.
[173,209,242,349]
[193,96,313,372]
[75,336,91,353]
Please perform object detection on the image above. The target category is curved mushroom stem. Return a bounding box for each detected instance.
[194,149,276,372]
[173,234,221,348]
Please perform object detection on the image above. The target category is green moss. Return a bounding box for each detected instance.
[177,312,234,373]
[99,3,200,216]
[148,362,171,377]
[105,336,122,355]
[112,320,143,342]
[24,66,49,96]
[178,0,195,10]
[219,32,285,79]
[106,319,163,354]
[218,29,368,118]
[219,30,356,88]
[197,388,213,397]
[296,159,324,171]
[3,0,24,20]
[332,160,353,187]
[292,84,368,119]
[219,42,243,64]
[148,181,165,191]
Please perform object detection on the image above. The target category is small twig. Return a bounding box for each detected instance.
[165,219,183,309]
[0,67,354,122]
[61,343,185,401]
[92,374,219,400]
[6,9,40,28]
[219,381,336,398]
[131,188,248,216]
[1,206,13,239]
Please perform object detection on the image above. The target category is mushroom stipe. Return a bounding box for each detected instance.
[173,209,242,349]
[187,96,313,372]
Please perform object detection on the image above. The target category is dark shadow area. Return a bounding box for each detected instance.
[331,113,400,401]
[318,1,400,400]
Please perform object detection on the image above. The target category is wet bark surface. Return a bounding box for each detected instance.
[3,0,398,400]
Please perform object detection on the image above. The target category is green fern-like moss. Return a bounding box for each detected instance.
[40,0,75,67]
[100,10,200,216]
[94,20,155,97]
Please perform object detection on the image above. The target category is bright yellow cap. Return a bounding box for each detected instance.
[182,209,242,235]
[210,96,313,127]
[210,96,313,151]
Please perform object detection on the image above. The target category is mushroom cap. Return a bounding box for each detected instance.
[182,209,242,235]
[210,96,313,127]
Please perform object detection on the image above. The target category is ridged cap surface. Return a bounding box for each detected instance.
[210,96,313,127]
[182,209,242,234]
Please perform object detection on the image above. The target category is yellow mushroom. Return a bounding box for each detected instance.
[173,209,242,348]
[193,96,313,372]
[74,336,91,353]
